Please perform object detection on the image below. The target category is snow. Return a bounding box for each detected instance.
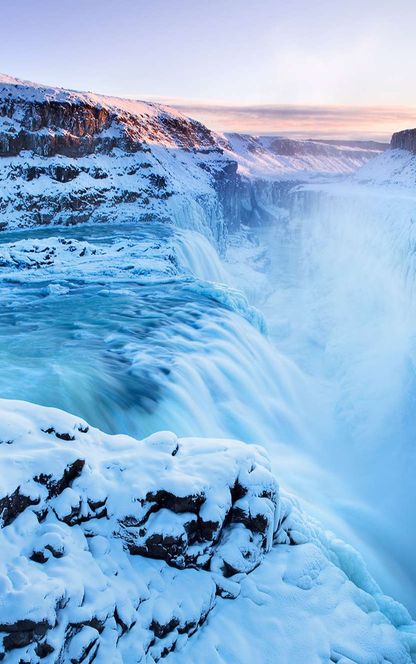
[0,72,415,662]
[0,399,413,663]
[168,543,414,664]
[0,73,212,149]
[220,132,384,180]
[354,147,416,187]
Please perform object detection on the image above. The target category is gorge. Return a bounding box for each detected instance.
[0,74,415,663]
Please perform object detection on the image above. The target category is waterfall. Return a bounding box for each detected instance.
[240,180,416,611]
[0,211,415,613]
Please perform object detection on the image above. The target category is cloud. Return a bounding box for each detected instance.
[144,98,416,141]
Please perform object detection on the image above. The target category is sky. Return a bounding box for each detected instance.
[1,0,416,139]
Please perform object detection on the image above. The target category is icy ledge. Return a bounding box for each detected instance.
[0,400,414,663]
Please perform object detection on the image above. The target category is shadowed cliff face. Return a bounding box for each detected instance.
[390,128,416,153]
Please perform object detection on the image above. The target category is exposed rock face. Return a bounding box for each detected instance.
[390,128,416,153]
[0,75,387,238]
[0,75,240,239]
[0,399,279,662]
[0,76,217,157]
[219,132,386,227]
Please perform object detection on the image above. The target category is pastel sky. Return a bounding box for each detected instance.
[2,0,416,139]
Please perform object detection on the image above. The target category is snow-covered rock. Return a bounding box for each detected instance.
[0,400,414,663]
[216,133,385,226]
[0,74,385,237]
[0,399,278,661]
[0,74,240,240]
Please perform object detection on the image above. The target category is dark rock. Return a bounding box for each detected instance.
[41,426,75,441]
[231,506,268,534]
[145,489,205,514]
[89,167,108,179]
[150,617,179,639]
[129,532,187,566]
[35,641,54,658]
[35,458,85,498]
[391,128,416,153]
[49,164,80,182]
[30,549,49,564]
[1,619,50,652]
[45,543,64,558]
[0,487,40,527]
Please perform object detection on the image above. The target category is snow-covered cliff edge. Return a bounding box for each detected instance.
[0,74,240,240]
[0,75,385,237]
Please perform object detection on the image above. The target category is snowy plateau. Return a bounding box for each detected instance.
[0,74,415,663]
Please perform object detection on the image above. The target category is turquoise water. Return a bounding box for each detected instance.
[0,219,414,614]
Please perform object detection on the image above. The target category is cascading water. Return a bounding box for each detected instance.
[0,222,320,472]
[1,193,415,618]
[233,181,416,613]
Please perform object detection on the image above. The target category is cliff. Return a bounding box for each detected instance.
[391,128,416,153]
[0,75,387,237]
[0,74,239,240]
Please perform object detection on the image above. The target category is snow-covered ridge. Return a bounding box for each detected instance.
[353,146,416,187]
[0,73,388,234]
[220,132,386,180]
[0,399,414,663]
[0,74,241,237]
[0,73,217,151]
[0,72,192,124]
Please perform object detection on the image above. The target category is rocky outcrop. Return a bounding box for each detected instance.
[390,128,416,153]
[0,75,240,239]
[0,75,386,238]
[0,400,413,663]
[0,399,279,662]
